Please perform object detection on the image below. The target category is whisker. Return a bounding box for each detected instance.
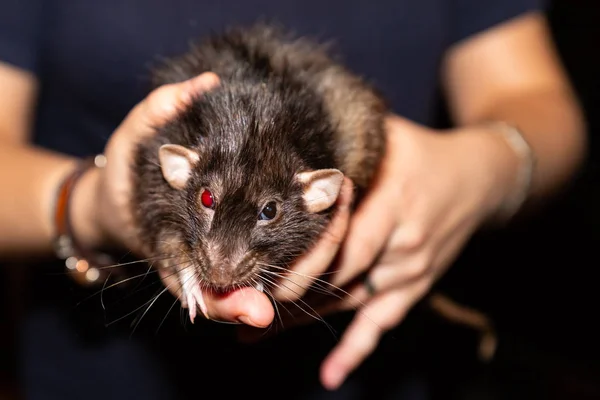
[96,254,177,270]
[130,285,171,337]
[156,296,180,335]
[129,262,156,294]
[127,262,194,335]
[106,290,165,327]
[253,276,291,338]
[261,269,339,299]
[261,263,367,308]
[258,263,383,331]
[78,259,192,325]
[253,277,284,330]
[76,269,160,307]
[114,260,192,304]
[100,270,112,311]
[258,275,295,320]
[259,274,337,339]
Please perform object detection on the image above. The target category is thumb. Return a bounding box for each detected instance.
[126,72,221,136]
[331,178,396,288]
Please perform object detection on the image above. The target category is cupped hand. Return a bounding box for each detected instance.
[73,72,276,328]
[261,115,521,388]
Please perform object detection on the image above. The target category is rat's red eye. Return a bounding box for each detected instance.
[200,189,215,209]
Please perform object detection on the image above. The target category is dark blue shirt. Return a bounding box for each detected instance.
[1,1,543,399]
[3,0,539,155]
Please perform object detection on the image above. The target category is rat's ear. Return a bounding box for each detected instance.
[296,169,344,213]
[158,144,200,190]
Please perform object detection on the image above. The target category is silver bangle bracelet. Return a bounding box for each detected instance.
[487,121,536,221]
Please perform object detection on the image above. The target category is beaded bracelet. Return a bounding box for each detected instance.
[52,154,113,286]
[488,121,536,222]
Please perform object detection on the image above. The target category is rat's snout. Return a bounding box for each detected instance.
[204,261,235,288]
[203,241,236,288]
[204,257,252,289]
[202,240,253,290]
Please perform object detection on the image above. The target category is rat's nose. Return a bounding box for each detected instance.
[203,240,249,290]
[205,262,235,289]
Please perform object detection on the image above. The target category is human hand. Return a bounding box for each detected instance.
[255,114,521,388]
[69,72,274,327]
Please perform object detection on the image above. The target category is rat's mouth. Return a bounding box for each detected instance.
[176,266,265,323]
[206,280,264,295]
[198,260,263,294]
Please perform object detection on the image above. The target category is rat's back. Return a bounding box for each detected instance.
[150,22,387,192]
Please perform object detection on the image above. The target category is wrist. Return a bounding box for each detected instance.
[69,161,106,250]
[486,122,535,222]
[465,122,535,224]
[52,155,114,285]
[54,156,112,284]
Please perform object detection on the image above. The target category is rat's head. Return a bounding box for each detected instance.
[156,137,343,293]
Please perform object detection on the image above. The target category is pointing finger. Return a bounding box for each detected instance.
[319,279,431,390]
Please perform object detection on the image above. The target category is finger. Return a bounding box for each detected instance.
[236,321,275,344]
[319,279,432,390]
[259,235,430,329]
[236,257,427,342]
[158,267,274,328]
[335,114,438,278]
[384,114,425,132]
[331,172,396,289]
[203,287,275,328]
[337,219,464,311]
[271,177,354,301]
[288,258,426,323]
[326,216,475,315]
[285,223,433,320]
[104,72,221,173]
[289,219,476,334]
[125,72,221,136]
[428,219,477,282]
[383,222,429,259]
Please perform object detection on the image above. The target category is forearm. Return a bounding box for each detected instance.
[442,13,587,211]
[0,141,79,256]
[470,86,587,204]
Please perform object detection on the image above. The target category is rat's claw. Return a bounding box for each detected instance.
[187,292,197,324]
[192,285,209,320]
[186,285,209,323]
[178,267,209,323]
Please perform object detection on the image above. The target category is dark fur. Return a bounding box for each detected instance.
[131,23,388,289]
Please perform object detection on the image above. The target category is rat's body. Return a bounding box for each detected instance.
[131,23,387,320]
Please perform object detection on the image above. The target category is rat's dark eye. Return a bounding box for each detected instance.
[200,189,215,209]
[259,201,277,220]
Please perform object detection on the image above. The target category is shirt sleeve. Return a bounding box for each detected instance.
[0,0,45,74]
[449,0,547,45]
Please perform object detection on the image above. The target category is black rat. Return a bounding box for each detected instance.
[131,22,388,323]
[128,24,499,358]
